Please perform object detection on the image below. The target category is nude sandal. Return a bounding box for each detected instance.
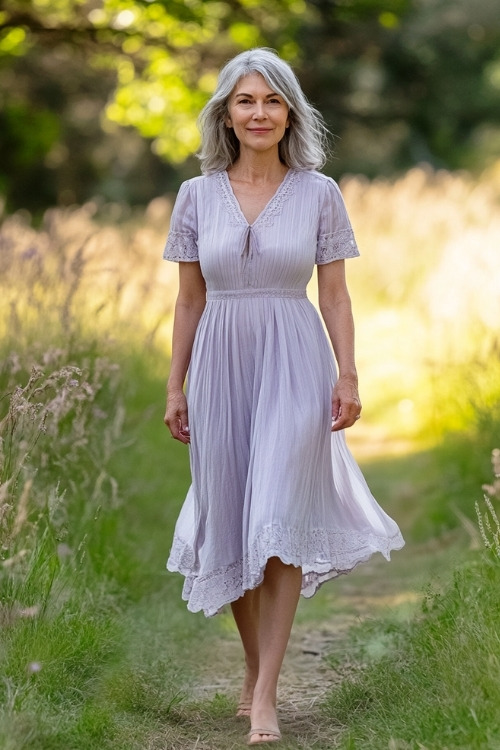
[247,727,281,745]
[236,702,252,718]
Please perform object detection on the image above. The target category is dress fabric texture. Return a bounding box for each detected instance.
[164,169,404,617]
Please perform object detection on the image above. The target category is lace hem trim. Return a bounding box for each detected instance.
[163,231,199,262]
[207,289,307,300]
[167,524,405,617]
[316,229,360,264]
[215,170,300,229]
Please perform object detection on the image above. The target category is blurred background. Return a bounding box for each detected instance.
[1,0,499,210]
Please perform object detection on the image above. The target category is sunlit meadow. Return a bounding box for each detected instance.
[1,164,499,749]
[2,162,499,437]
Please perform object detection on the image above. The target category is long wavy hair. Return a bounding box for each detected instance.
[197,48,330,173]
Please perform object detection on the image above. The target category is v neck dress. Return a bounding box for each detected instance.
[163,169,404,617]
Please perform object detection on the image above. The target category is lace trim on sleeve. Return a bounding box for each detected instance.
[316,229,360,264]
[163,231,199,262]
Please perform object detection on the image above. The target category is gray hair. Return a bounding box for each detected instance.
[197,48,330,173]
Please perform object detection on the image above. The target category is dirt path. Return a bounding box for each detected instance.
[159,541,463,750]
[176,617,352,749]
[192,614,354,710]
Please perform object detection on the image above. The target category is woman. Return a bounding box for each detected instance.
[164,48,404,746]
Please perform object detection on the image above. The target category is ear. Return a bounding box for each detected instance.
[225,115,232,128]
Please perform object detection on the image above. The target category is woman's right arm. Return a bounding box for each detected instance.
[164,261,206,443]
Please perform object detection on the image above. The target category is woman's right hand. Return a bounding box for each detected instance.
[164,389,190,444]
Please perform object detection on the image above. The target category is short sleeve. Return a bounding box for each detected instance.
[316,178,360,264]
[163,180,199,262]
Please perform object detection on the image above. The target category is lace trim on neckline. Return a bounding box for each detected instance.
[215,169,300,229]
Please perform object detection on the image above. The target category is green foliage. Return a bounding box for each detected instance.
[1,0,499,208]
[324,554,500,749]
[0,0,307,209]
[413,350,500,537]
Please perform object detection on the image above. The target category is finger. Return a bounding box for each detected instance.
[331,395,341,422]
[331,401,361,431]
[332,415,350,431]
[179,425,191,444]
[165,413,189,443]
[171,424,190,444]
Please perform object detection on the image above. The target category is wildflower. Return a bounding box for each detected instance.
[27,662,42,674]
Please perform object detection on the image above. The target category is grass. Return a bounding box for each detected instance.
[323,553,500,750]
[0,351,219,750]
[1,164,499,748]
[321,455,500,750]
[2,351,498,749]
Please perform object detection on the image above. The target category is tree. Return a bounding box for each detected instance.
[0,0,307,208]
[0,0,499,210]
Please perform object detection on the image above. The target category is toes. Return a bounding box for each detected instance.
[247,729,281,745]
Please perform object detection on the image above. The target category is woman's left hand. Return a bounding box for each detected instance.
[331,376,362,431]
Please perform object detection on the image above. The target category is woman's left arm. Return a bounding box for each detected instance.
[317,260,362,431]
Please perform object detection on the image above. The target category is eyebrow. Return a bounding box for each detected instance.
[234,92,281,98]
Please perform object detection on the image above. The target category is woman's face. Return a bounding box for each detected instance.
[225,73,290,156]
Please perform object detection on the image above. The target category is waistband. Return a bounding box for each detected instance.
[206,289,307,300]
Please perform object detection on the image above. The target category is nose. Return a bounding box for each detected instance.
[253,101,266,119]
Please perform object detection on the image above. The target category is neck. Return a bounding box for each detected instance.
[228,149,288,184]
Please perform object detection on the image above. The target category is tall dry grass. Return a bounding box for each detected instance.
[341,163,500,443]
[1,162,498,374]
[0,351,123,608]
[476,448,500,556]
[0,198,177,354]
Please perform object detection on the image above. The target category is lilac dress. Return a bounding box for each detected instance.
[164,169,404,617]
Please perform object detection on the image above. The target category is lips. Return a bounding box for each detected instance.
[248,128,272,133]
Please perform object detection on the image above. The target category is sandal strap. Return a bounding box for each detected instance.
[248,728,281,737]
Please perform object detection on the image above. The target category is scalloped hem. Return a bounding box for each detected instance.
[167,526,405,617]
